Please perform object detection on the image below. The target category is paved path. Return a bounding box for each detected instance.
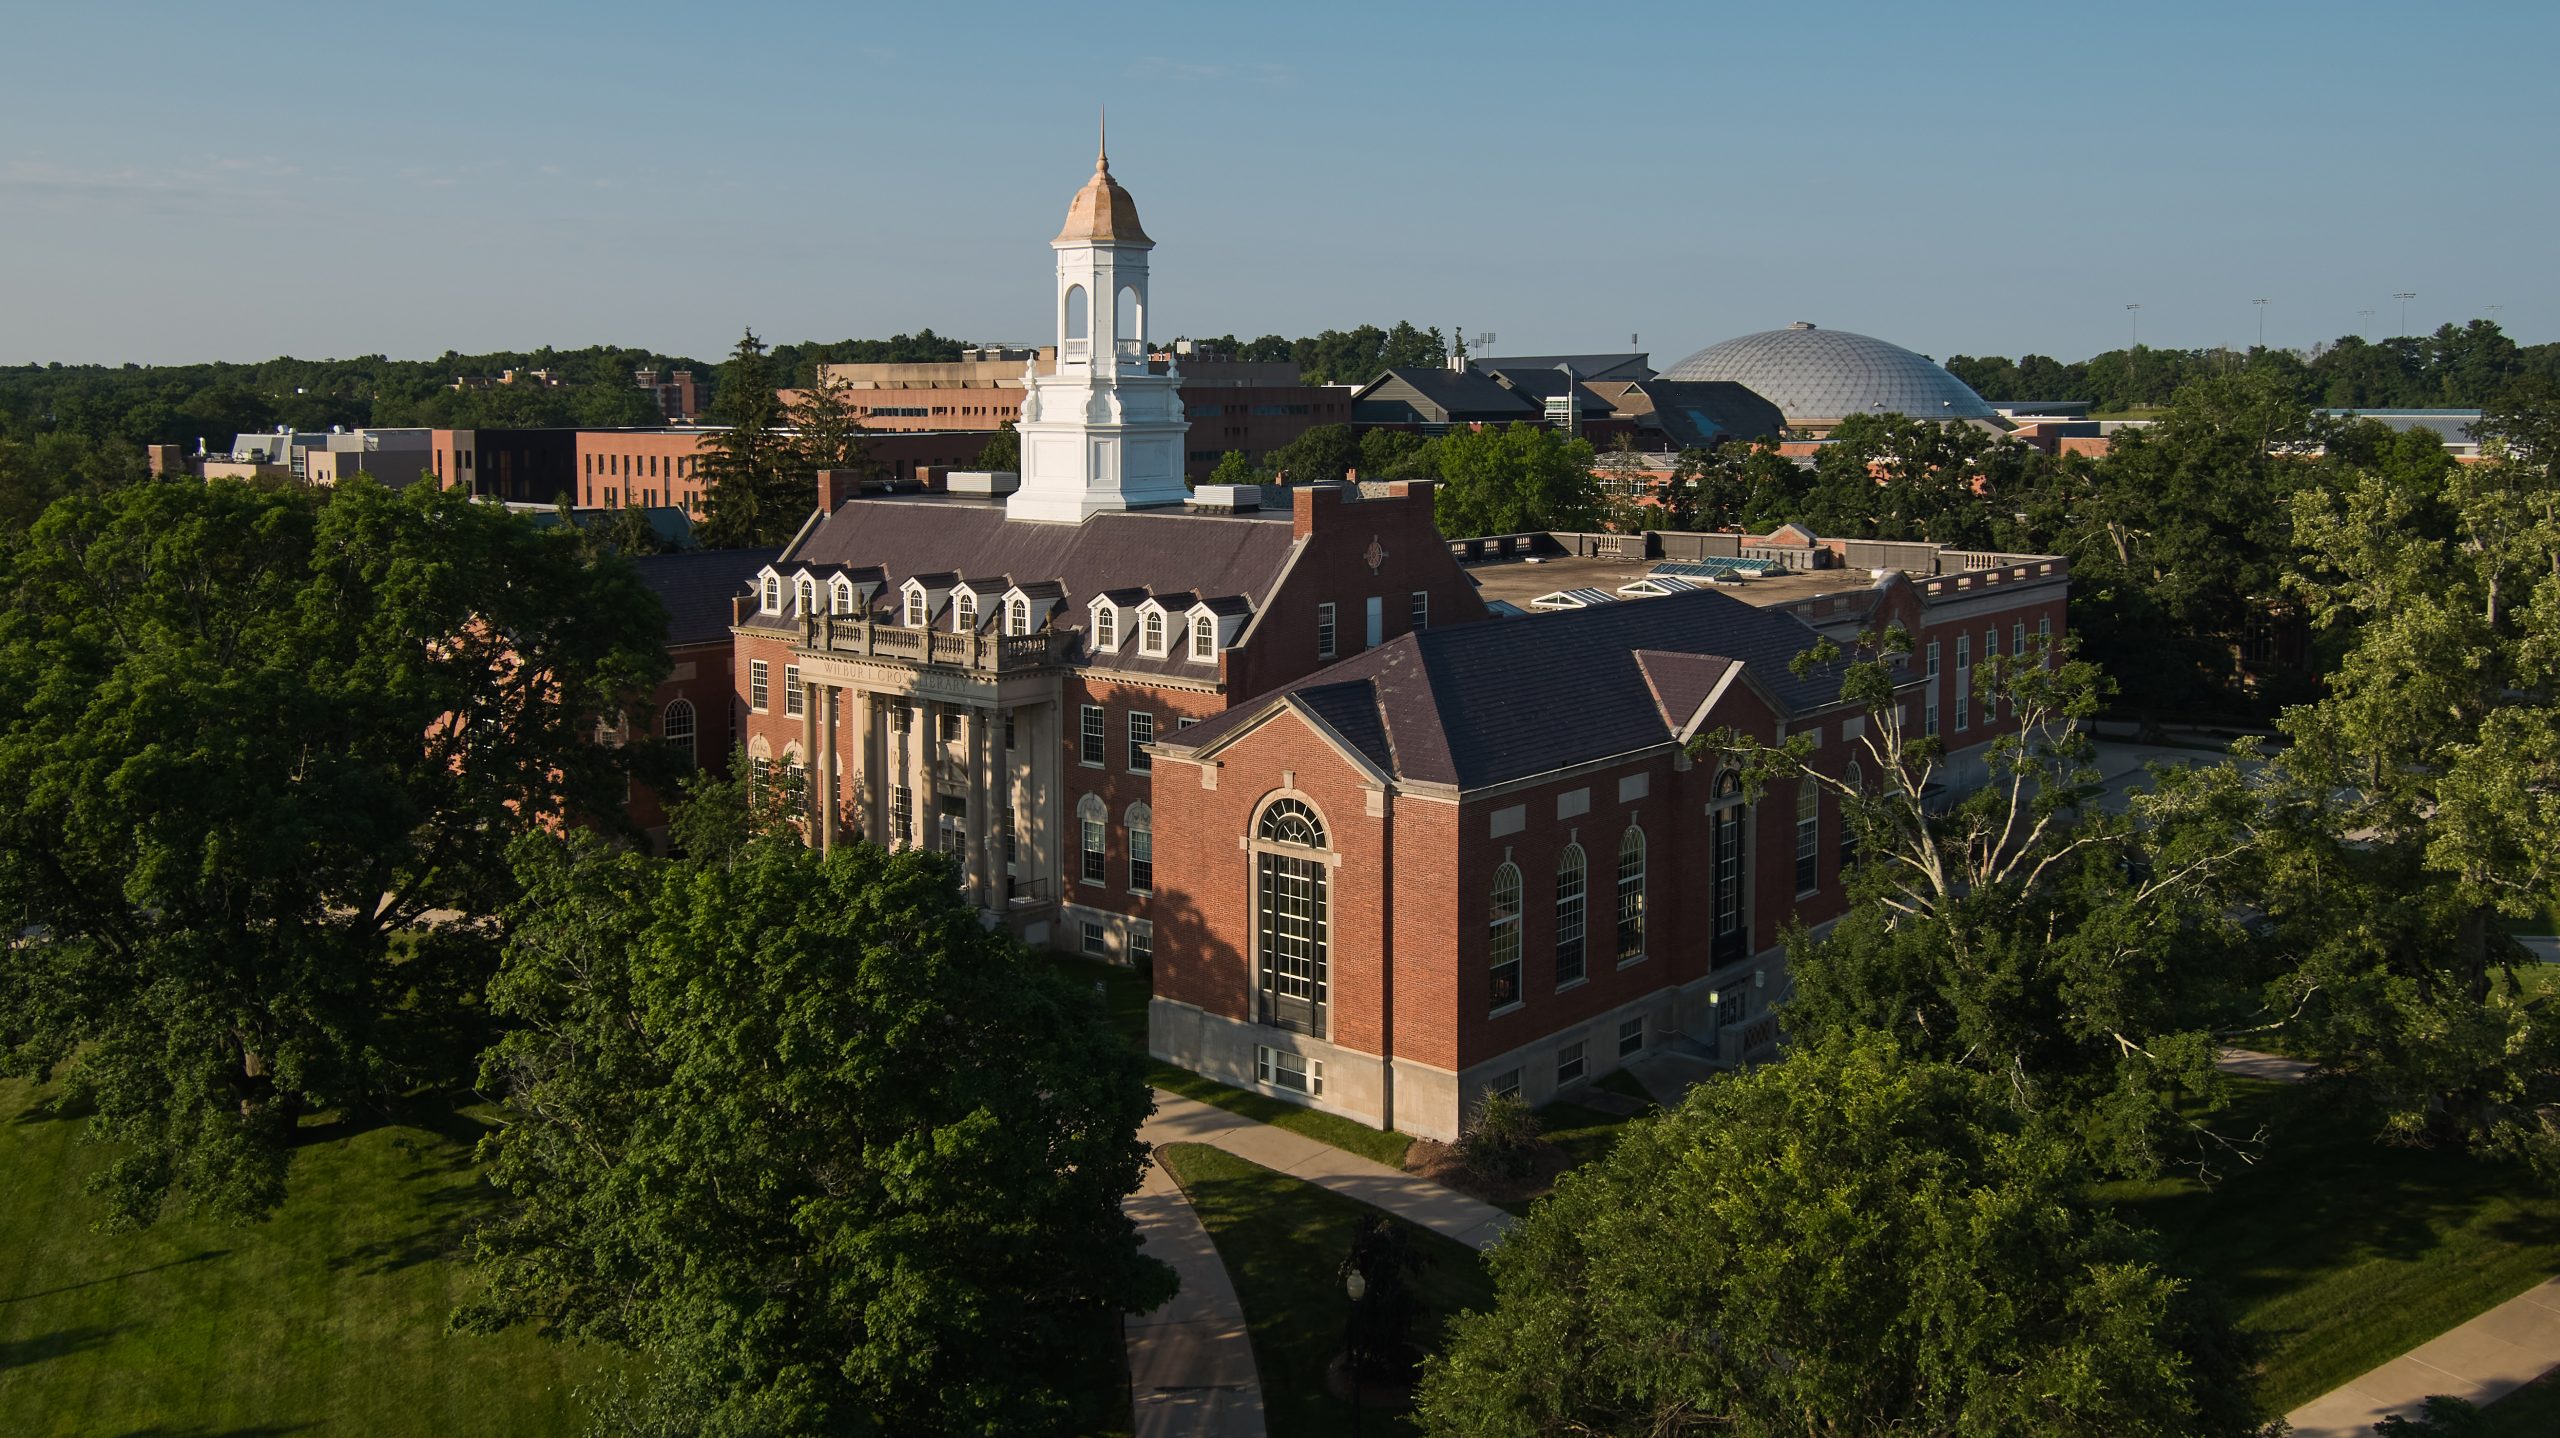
[1141,1089,1515,1252]
[1123,1150,1265,1438]
[2216,1047,2315,1082]
[2286,1276,2560,1436]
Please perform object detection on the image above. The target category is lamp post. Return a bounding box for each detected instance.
[1344,1266,1369,1436]
[2254,298,2270,350]
[2125,302,2142,348]
[2395,292,2417,336]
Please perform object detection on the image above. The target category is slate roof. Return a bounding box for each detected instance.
[1163,586,1850,791]
[1484,367,1615,417]
[633,546,782,648]
[1606,379,1788,449]
[1473,353,1656,383]
[1352,368,1540,423]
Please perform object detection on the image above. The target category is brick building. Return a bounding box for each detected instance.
[1145,541,2069,1141]
[624,546,780,842]
[567,428,1007,514]
[428,428,578,504]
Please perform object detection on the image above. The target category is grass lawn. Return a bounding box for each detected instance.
[2098,1077,2560,1415]
[1058,956,1414,1168]
[1155,1143,1493,1437]
[2484,1367,2560,1434]
[0,1077,614,1437]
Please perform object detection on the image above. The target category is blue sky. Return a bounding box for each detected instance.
[2,1,2550,367]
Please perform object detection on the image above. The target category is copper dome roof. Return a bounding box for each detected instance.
[1054,140,1151,248]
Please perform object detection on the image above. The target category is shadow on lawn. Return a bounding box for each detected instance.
[325,1119,496,1279]
[0,1250,230,1306]
[111,1426,316,1437]
[0,1323,131,1371]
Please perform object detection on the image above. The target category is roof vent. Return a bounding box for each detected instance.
[1789,321,1817,330]
[1189,483,1261,513]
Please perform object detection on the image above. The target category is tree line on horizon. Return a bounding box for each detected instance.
[1946,317,2560,413]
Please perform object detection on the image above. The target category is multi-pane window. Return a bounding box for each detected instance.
[1489,1069,1522,1101]
[1190,614,1216,662]
[1411,589,1430,632]
[1129,920,1153,967]
[1615,826,1647,962]
[1984,627,1999,659]
[1082,920,1108,957]
[1142,610,1166,654]
[1255,1045,1323,1095]
[784,664,804,718]
[662,699,696,768]
[760,576,781,613]
[1095,607,1119,651]
[937,710,961,743]
[956,592,977,631]
[1618,1016,1644,1058]
[797,577,817,616]
[1081,810,1107,884]
[904,590,926,627]
[1841,763,1863,868]
[1256,799,1329,1035]
[1316,602,1337,660]
[2013,621,2026,659]
[1004,710,1017,750]
[748,659,769,712]
[832,578,854,615]
[1955,635,1971,730]
[1924,690,1940,738]
[1554,844,1587,986]
[1714,772,1746,947]
[1556,1040,1586,1086]
[1489,863,1524,1011]
[1795,782,1820,894]
[1128,711,1155,772]
[1128,805,1153,894]
[1080,704,1106,766]
[1008,597,1031,635]
[891,785,913,845]
[1927,639,1941,677]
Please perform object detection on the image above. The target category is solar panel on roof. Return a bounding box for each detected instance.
[1652,559,1769,581]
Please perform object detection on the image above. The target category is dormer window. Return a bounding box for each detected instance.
[956,592,978,631]
[905,589,927,627]
[760,574,781,614]
[830,576,855,615]
[796,576,818,616]
[1141,609,1167,657]
[1008,597,1032,636]
[1190,613,1216,662]
[1095,606,1119,651]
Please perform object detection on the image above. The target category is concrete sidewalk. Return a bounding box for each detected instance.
[2285,1276,2560,1436]
[1123,1153,1265,1438]
[1143,1089,1516,1252]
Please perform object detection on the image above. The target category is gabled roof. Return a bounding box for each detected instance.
[1474,352,1655,383]
[1606,379,1787,449]
[633,546,782,648]
[1351,367,1540,423]
[1484,367,1615,417]
[1163,587,1847,791]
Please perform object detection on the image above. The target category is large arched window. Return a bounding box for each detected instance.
[1795,782,1820,894]
[1127,802,1153,895]
[662,698,697,769]
[1554,844,1587,987]
[1489,863,1524,1011]
[1713,771,1747,964]
[1615,826,1647,962]
[1253,797,1329,1035]
[1840,763,1863,869]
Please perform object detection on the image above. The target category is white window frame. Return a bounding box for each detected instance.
[1093,604,1120,653]
[1316,601,1337,660]
[783,663,804,718]
[1009,596,1032,636]
[955,591,978,632]
[1139,606,1168,657]
[748,658,770,712]
[759,574,781,615]
[1127,710,1154,772]
[1189,613,1216,663]
[1080,704,1106,767]
[904,588,927,628]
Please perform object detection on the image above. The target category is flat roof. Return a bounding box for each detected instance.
[1462,552,1862,610]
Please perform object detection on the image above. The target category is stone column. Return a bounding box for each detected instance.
[853,688,879,846]
[888,693,912,850]
[963,706,990,907]
[909,697,937,856]
[800,674,819,841]
[817,684,839,854]
[1007,704,1035,899]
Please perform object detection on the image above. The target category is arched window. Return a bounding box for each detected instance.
[1078,793,1108,886]
[662,698,697,769]
[1489,862,1523,1011]
[1713,771,1747,963]
[830,576,855,615]
[1554,844,1587,986]
[1095,607,1119,651]
[1252,797,1329,1034]
[904,589,926,628]
[1116,285,1144,361]
[760,574,781,614]
[1064,284,1089,340]
[1190,614,1216,662]
[1142,609,1166,655]
[1008,596,1032,636]
[1127,803,1153,894]
[956,591,978,631]
[797,576,818,616]
[1795,782,1820,894]
[1615,826,1646,962]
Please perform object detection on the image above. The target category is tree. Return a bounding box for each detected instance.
[459,829,1174,1436]
[696,328,801,548]
[974,420,1020,472]
[1701,630,2267,1176]
[2248,395,2560,1177]
[1415,1035,2265,1437]
[784,376,870,482]
[1264,422,1357,486]
[0,476,668,1225]
[1429,422,1602,537]
[1206,449,1256,488]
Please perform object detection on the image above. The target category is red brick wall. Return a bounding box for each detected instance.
[1061,673,1224,929]
[1223,482,1489,698]
[629,637,741,834]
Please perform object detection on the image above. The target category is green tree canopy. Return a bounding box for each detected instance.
[1264,422,1357,486]
[1429,422,1602,537]
[1416,1035,2263,1437]
[0,476,668,1225]
[460,828,1173,1436]
[696,328,803,548]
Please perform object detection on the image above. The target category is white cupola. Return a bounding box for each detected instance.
[1006,117,1190,524]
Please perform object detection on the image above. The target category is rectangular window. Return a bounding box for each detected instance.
[1080,704,1105,766]
[1177,716,1198,731]
[1254,1045,1324,1096]
[1925,690,1940,738]
[1364,595,1383,649]
[1005,710,1017,750]
[1129,921,1153,967]
[1411,589,1429,632]
[1490,1069,1522,1101]
[748,659,769,712]
[1128,711,1154,772]
[1316,602,1337,660]
[1954,636,1971,731]
[1130,822,1153,894]
[1556,852,1587,987]
[1556,1040,1586,1087]
[1081,813,1106,884]
[1984,627,2000,658]
[1796,789,1820,895]
[784,664,803,718]
[2014,621,2026,658]
[1927,640,1941,678]
[891,785,913,845]
[891,703,911,733]
[1618,1016,1644,1058]
[1081,919,1108,957]
[937,710,961,744]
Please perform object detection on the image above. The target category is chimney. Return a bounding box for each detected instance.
[818,468,865,512]
[1292,481,1349,538]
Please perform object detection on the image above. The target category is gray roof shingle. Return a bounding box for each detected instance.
[633,546,782,648]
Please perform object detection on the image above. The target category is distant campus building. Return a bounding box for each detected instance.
[706,143,2071,1141]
